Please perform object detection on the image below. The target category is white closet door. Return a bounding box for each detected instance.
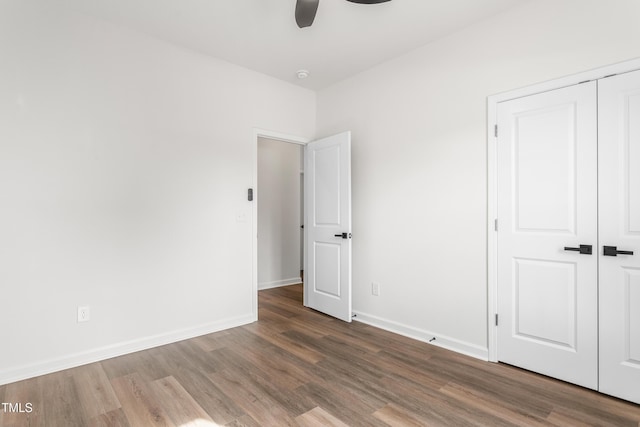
[496,82,598,389]
[598,69,640,404]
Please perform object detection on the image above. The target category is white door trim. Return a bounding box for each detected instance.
[252,128,310,321]
[487,57,640,362]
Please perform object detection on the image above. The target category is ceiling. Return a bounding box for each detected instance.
[60,0,529,90]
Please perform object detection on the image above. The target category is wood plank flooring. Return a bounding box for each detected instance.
[1,284,639,426]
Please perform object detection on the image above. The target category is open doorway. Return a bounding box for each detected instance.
[252,129,309,320]
[257,137,303,290]
[252,130,352,322]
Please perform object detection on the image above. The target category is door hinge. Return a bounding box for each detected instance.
[494,124,498,138]
[495,313,499,326]
[494,219,498,231]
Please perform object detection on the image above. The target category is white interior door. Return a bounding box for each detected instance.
[304,131,352,322]
[598,69,640,404]
[496,82,598,389]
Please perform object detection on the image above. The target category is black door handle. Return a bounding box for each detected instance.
[334,233,352,239]
[564,244,592,255]
[603,246,634,256]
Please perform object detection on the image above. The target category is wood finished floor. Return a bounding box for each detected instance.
[1,284,639,427]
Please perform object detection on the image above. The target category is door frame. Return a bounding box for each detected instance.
[486,57,640,362]
[252,128,310,321]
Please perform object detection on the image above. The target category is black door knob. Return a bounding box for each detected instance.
[564,244,592,255]
[334,233,352,239]
[603,246,634,256]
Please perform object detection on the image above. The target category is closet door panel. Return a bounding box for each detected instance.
[496,82,598,389]
[599,69,640,404]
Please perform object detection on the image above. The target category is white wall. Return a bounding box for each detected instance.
[4,0,640,384]
[316,0,640,358]
[257,138,302,289]
[0,1,315,384]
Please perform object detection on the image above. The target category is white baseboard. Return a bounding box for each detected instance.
[352,311,489,361]
[258,277,302,290]
[0,313,255,386]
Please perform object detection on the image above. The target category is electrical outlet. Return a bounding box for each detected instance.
[77,306,90,323]
[371,282,380,296]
